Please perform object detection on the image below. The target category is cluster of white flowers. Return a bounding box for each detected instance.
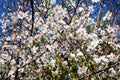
[0,0,119,80]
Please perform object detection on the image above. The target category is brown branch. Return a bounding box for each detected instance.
[68,0,82,24]
[18,51,45,69]
[62,0,82,25]
[14,53,19,80]
[79,61,120,79]
[96,0,104,28]
[15,68,18,80]
[30,0,34,35]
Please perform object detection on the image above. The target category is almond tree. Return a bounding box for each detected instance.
[0,0,120,80]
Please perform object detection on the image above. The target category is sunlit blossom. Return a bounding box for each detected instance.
[31,46,38,54]
[0,1,119,79]
[91,0,100,3]
[77,66,88,75]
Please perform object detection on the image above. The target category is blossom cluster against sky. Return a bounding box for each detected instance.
[0,0,120,79]
[0,0,120,22]
[0,0,120,37]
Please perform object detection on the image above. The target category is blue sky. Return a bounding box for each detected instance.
[0,6,3,18]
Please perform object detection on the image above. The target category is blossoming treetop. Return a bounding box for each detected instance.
[0,0,120,80]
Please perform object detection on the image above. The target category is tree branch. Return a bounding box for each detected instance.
[30,0,34,35]
[79,61,120,79]
[18,51,45,69]
[96,0,104,28]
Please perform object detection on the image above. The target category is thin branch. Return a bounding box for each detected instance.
[30,0,34,35]
[62,0,82,25]
[15,68,18,80]
[18,51,45,69]
[68,0,82,24]
[96,0,104,28]
[79,61,120,79]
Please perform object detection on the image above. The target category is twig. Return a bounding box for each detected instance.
[96,0,104,28]
[79,61,120,79]
[30,0,34,35]
[18,51,45,69]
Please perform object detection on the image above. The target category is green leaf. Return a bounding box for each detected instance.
[71,65,78,72]
[20,48,23,51]
[83,45,87,50]
[35,41,40,46]
[109,46,114,52]
[41,36,46,45]
[70,46,74,52]
[79,56,84,62]
[48,11,54,15]
[86,63,93,70]
[30,67,35,73]
[73,0,77,2]
[86,63,91,68]
[72,77,77,80]
[62,66,69,75]
[24,78,28,80]
[102,77,107,80]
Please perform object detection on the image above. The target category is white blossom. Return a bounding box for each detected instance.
[91,0,100,3]
[31,46,38,54]
[50,59,56,67]
[77,66,88,75]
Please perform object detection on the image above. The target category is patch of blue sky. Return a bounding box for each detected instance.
[117,31,120,40]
